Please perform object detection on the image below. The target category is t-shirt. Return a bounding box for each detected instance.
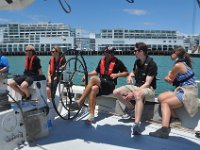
[96,57,128,85]
[133,56,157,89]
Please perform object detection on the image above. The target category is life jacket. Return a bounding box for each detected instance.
[100,57,116,75]
[50,56,64,75]
[172,61,195,87]
[25,55,36,71]
[134,56,156,89]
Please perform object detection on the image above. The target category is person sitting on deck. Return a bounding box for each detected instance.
[0,50,9,80]
[113,42,158,137]
[9,45,43,100]
[69,46,129,123]
[47,46,66,100]
[149,46,198,139]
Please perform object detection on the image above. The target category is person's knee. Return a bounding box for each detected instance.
[113,89,119,96]
[9,80,17,88]
[20,81,29,90]
[91,85,99,93]
[134,91,144,101]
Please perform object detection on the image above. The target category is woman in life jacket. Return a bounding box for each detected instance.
[47,46,66,100]
[149,46,198,139]
[9,45,43,100]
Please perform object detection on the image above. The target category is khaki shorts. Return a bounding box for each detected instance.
[122,85,155,102]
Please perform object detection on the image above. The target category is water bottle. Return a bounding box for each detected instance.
[47,116,53,130]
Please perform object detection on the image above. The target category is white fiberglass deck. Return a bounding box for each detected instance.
[22,111,200,150]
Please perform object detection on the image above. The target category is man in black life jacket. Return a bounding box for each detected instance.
[69,46,129,123]
[113,42,158,137]
[47,46,66,100]
[9,45,43,100]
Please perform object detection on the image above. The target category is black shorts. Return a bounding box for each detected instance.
[14,75,34,87]
[98,78,115,96]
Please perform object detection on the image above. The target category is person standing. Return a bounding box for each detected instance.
[113,42,158,137]
[9,45,43,100]
[47,46,66,100]
[149,46,198,138]
[69,46,129,123]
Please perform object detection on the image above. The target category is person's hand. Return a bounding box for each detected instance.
[127,75,133,84]
[110,73,118,79]
[164,76,173,83]
[124,92,134,101]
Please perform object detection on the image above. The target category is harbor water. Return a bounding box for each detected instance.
[7,55,200,96]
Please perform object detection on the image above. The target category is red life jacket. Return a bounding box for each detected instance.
[100,57,116,75]
[25,55,36,71]
[50,56,64,75]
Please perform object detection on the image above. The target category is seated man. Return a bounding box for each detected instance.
[113,42,158,137]
[69,46,129,123]
[0,50,9,80]
[9,45,43,100]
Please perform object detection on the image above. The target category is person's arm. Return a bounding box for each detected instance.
[47,65,51,83]
[140,75,154,89]
[126,70,135,84]
[165,63,181,83]
[0,66,8,73]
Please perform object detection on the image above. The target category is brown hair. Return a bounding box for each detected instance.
[135,42,148,55]
[174,46,192,68]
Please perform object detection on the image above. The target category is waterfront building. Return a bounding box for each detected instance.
[95,29,186,51]
[0,23,199,53]
[0,23,74,52]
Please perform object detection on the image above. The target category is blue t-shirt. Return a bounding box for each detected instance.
[0,55,9,73]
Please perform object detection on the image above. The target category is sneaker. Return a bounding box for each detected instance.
[68,102,82,110]
[131,122,141,137]
[149,127,171,139]
[22,94,31,101]
[85,115,95,124]
[122,108,135,119]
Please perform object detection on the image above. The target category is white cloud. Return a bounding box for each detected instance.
[143,22,155,26]
[123,9,147,16]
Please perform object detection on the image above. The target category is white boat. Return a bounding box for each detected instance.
[0,78,200,150]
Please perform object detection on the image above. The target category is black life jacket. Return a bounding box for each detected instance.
[134,56,156,89]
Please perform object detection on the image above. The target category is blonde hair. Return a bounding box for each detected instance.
[25,45,35,51]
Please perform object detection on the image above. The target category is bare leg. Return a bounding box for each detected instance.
[134,90,144,123]
[158,91,183,127]
[113,87,134,109]
[77,76,100,105]
[89,85,99,116]
[20,81,30,97]
[9,80,25,96]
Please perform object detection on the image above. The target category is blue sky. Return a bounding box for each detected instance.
[0,0,200,35]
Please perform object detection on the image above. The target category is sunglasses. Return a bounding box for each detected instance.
[134,49,142,53]
[51,51,57,53]
[25,50,33,52]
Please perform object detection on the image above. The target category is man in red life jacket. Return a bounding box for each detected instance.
[9,45,43,100]
[47,46,66,100]
[69,46,129,123]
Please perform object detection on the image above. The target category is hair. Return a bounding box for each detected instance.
[25,45,36,55]
[174,46,192,68]
[135,42,148,55]
[52,46,62,54]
